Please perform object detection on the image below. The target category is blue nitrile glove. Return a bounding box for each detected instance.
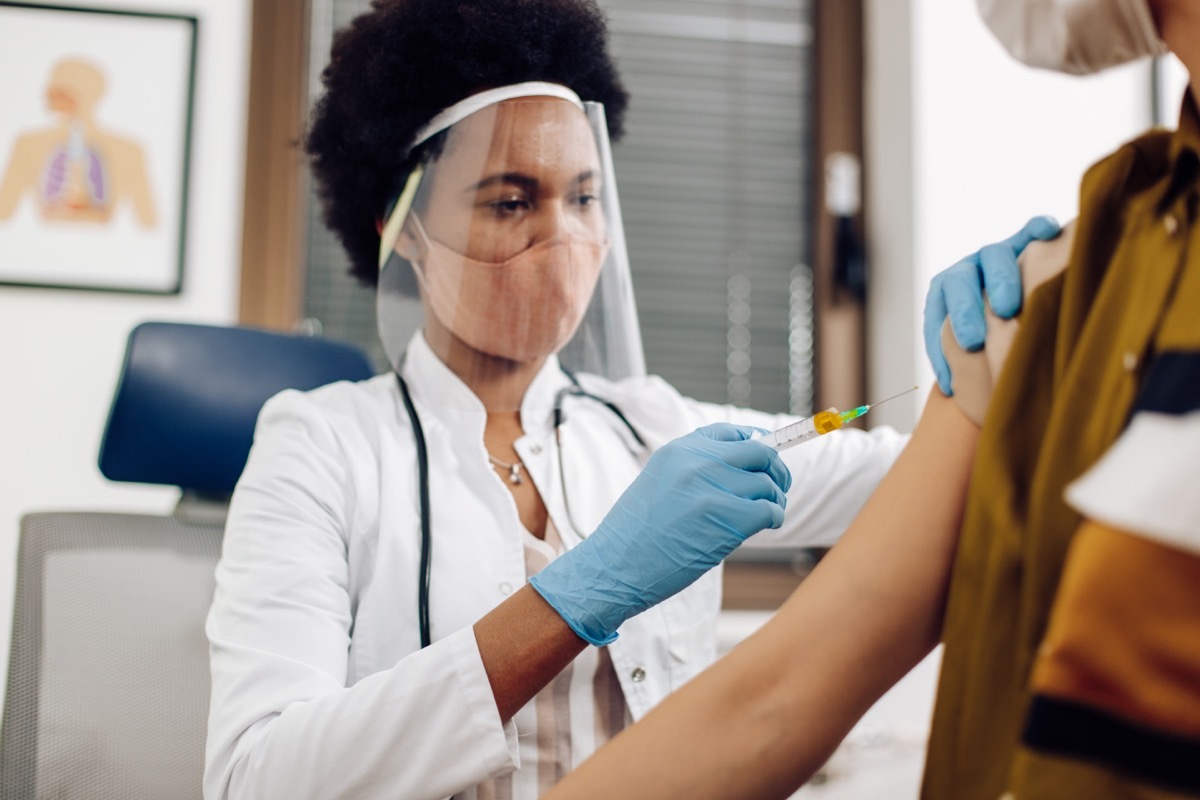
[923,215,1060,396]
[530,423,791,646]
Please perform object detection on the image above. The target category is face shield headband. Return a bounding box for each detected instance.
[376,82,645,407]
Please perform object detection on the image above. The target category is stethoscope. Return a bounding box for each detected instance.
[395,368,645,648]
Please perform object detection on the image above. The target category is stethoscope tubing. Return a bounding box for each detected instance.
[396,373,434,649]
[394,369,643,649]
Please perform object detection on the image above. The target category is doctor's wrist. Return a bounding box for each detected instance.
[528,567,621,648]
[474,584,593,722]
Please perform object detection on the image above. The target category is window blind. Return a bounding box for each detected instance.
[601,0,814,413]
[301,0,389,369]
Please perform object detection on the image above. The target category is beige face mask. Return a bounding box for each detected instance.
[976,0,1166,75]
[408,213,610,364]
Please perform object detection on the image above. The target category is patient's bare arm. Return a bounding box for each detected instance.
[546,390,979,800]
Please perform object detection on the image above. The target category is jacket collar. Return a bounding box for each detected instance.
[1161,88,1200,209]
[398,331,573,437]
[1169,88,1200,166]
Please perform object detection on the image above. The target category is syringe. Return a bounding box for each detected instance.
[761,386,919,451]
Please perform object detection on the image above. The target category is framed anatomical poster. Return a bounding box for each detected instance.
[0,2,197,294]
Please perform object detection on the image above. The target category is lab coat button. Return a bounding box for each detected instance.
[499,582,514,596]
[630,667,646,683]
[1164,213,1180,236]
[530,444,543,455]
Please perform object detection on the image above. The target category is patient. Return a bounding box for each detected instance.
[545,0,1200,798]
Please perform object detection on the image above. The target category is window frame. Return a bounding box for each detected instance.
[237,0,311,330]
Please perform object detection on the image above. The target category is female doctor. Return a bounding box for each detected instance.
[202,1,1027,798]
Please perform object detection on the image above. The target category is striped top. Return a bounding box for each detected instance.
[456,520,630,800]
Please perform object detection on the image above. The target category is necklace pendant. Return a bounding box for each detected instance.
[509,464,522,485]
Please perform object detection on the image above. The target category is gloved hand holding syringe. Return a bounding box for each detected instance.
[759,386,919,451]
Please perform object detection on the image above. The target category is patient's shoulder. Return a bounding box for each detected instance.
[258,372,394,438]
[942,222,1077,426]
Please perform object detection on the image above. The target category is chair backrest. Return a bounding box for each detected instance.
[99,321,377,497]
[0,322,376,799]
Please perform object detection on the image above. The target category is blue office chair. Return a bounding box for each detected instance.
[0,322,375,800]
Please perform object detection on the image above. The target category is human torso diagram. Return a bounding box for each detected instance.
[0,57,156,227]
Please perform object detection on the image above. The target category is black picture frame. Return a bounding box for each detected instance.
[0,2,198,295]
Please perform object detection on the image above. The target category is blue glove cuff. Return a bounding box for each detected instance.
[529,572,619,648]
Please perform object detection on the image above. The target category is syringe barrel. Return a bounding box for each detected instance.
[764,417,819,449]
[765,408,844,451]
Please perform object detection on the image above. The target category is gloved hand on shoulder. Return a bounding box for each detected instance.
[923,215,1060,395]
[530,423,790,646]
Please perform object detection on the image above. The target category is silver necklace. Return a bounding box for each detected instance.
[487,453,525,485]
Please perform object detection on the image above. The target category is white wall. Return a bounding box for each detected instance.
[0,0,252,703]
[865,0,1165,433]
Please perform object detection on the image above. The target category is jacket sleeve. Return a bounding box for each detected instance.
[204,390,519,800]
[683,395,909,549]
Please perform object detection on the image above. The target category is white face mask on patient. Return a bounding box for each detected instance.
[976,0,1166,75]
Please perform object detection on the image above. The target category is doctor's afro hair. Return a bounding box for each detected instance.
[304,0,629,287]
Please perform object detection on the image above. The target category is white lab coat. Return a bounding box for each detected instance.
[204,333,907,800]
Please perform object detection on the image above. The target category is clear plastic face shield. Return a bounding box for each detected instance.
[377,83,645,412]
